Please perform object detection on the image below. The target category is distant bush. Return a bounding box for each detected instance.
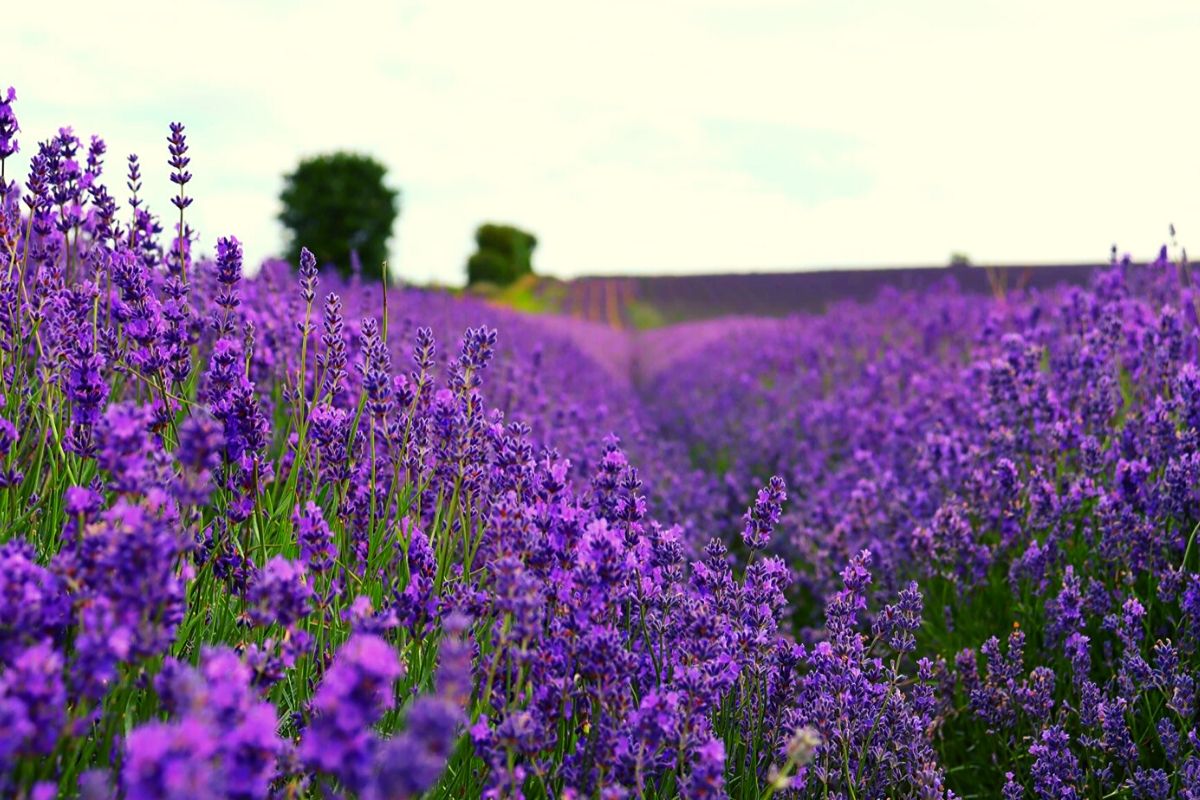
[466,223,536,286]
[466,249,516,286]
[278,152,400,280]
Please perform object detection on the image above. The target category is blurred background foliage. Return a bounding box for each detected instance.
[279,152,400,280]
[466,223,537,287]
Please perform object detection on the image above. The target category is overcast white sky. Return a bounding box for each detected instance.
[6,1,1198,284]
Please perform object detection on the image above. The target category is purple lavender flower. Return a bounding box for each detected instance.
[213,235,242,314]
[77,770,113,800]
[294,501,336,571]
[683,737,726,798]
[123,649,281,800]
[872,579,923,653]
[71,598,133,702]
[0,87,18,161]
[742,475,787,550]
[122,719,220,800]
[318,293,347,402]
[0,542,68,662]
[0,640,65,760]
[435,613,474,708]
[410,325,436,397]
[0,87,18,201]
[307,403,351,482]
[24,143,54,231]
[1098,697,1138,767]
[619,689,681,775]
[173,412,224,505]
[224,382,270,470]
[359,318,393,423]
[0,694,34,769]
[300,634,404,791]
[60,497,188,661]
[299,246,318,304]
[367,696,460,799]
[1028,726,1081,799]
[167,122,192,210]
[1063,632,1091,683]
[246,556,313,628]
[126,152,142,210]
[1132,768,1171,800]
[450,325,497,395]
[96,402,157,492]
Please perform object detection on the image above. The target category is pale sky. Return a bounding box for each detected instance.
[6,1,1198,284]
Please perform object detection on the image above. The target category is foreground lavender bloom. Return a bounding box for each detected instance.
[359,317,392,423]
[246,556,313,627]
[0,542,67,663]
[367,697,459,799]
[294,501,336,571]
[225,382,270,470]
[123,649,282,800]
[0,640,65,763]
[299,246,318,304]
[1028,726,1081,799]
[64,337,109,456]
[96,402,156,492]
[173,412,224,505]
[0,87,18,161]
[300,634,403,791]
[307,403,351,482]
[0,87,18,201]
[318,292,347,401]
[122,723,219,800]
[214,235,242,314]
[683,737,727,798]
[167,122,191,210]
[60,497,188,662]
[125,152,144,215]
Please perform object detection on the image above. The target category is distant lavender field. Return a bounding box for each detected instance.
[562,262,1106,326]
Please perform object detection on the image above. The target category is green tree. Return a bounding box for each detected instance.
[466,223,537,286]
[278,152,401,280]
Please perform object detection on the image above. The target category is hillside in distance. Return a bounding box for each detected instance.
[551,261,1111,327]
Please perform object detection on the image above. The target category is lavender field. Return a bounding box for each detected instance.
[4,91,1200,800]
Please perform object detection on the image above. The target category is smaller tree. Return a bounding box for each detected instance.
[466,223,537,286]
[278,152,400,280]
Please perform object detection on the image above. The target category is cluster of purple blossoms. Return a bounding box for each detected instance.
[742,474,786,550]
[166,122,192,211]
[245,556,313,628]
[0,88,17,154]
[0,641,65,768]
[300,634,403,792]
[0,87,20,198]
[641,246,1200,795]
[122,649,282,800]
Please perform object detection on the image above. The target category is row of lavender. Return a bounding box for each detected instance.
[0,90,943,799]
[639,254,1200,797]
[4,85,1197,800]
